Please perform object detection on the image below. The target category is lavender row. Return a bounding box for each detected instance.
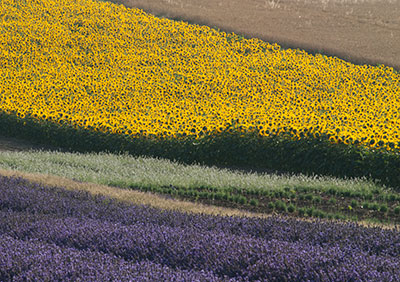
[0,234,226,282]
[1,210,399,281]
[1,176,398,256]
[1,175,400,280]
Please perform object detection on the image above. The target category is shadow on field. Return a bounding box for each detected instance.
[1,110,400,191]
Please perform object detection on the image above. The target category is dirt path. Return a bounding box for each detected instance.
[109,0,400,70]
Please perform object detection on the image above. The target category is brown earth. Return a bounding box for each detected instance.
[109,0,400,71]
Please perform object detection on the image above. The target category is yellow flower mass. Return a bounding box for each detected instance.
[1,0,400,150]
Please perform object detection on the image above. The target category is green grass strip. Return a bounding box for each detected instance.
[0,149,386,196]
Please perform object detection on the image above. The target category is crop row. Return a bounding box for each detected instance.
[0,235,223,281]
[1,175,399,281]
[1,0,400,151]
[138,181,400,223]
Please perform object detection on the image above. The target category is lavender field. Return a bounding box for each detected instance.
[0,175,399,281]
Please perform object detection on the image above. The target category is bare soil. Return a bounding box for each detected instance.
[109,0,400,70]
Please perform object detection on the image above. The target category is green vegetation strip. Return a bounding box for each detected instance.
[1,149,399,224]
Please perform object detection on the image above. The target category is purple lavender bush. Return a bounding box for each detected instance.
[0,234,225,281]
[0,175,399,281]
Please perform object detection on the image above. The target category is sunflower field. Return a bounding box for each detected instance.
[1,0,400,151]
